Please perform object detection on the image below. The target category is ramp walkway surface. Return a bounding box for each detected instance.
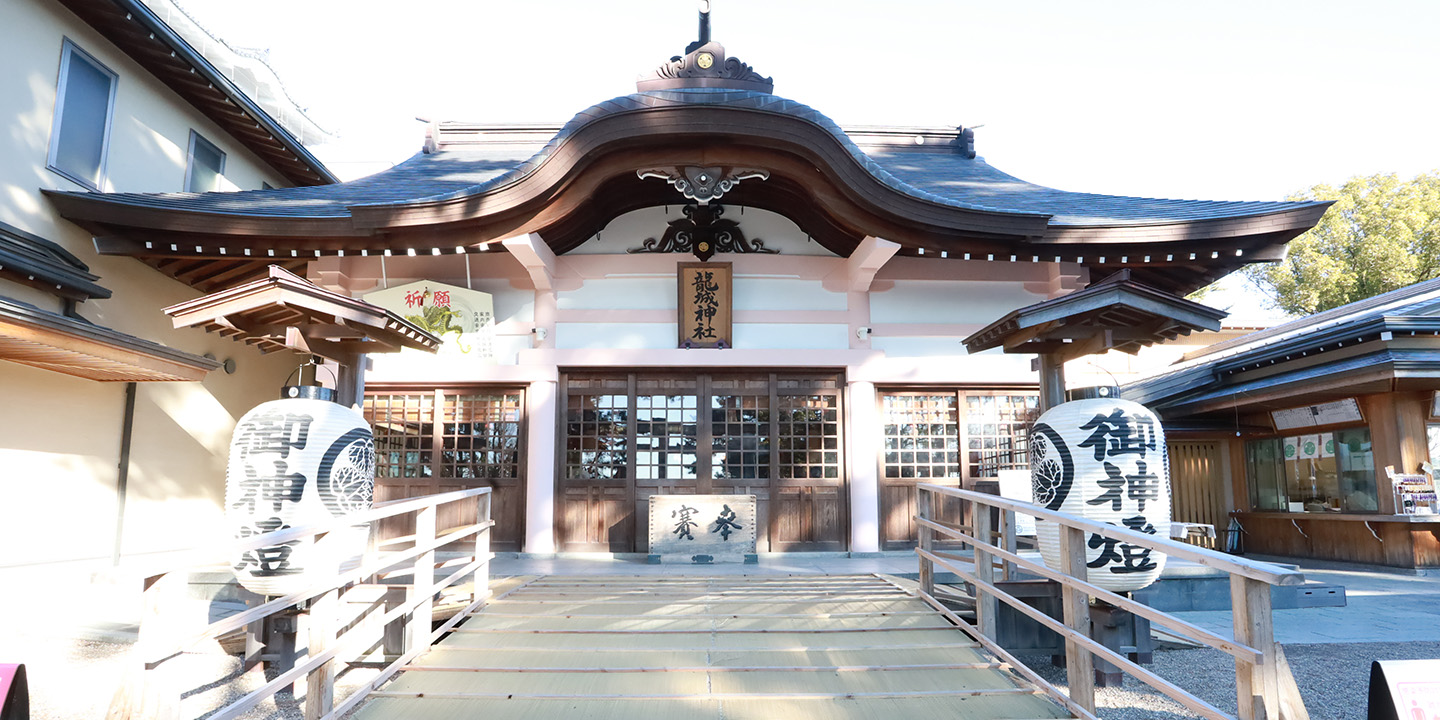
[354,574,1078,720]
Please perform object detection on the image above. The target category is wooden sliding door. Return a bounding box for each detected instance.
[363,387,526,551]
[559,371,846,552]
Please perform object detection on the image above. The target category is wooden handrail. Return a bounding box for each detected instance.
[106,487,494,583]
[917,482,1303,586]
[108,487,494,720]
[917,519,1264,664]
[915,484,1300,720]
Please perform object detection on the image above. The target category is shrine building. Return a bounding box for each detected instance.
[44,10,1329,556]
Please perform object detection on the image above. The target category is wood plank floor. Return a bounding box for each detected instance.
[354,574,1077,720]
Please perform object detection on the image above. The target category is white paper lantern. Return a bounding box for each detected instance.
[1030,397,1170,592]
[225,390,375,596]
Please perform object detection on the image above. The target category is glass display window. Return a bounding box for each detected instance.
[1246,428,1377,513]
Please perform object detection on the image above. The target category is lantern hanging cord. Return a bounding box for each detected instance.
[284,356,338,388]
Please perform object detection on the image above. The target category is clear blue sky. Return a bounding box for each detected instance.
[170,0,1440,321]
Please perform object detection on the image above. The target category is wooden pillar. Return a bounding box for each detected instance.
[303,588,338,720]
[525,378,558,553]
[847,380,881,553]
[474,491,493,605]
[1038,353,1066,412]
[1232,575,1280,720]
[407,505,437,653]
[973,505,998,639]
[917,489,934,597]
[1058,525,1096,712]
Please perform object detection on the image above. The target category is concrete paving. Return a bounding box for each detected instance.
[1171,554,1440,645]
[491,551,1440,646]
[7,550,1437,648]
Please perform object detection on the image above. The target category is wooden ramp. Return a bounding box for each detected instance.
[354,574,1078,720]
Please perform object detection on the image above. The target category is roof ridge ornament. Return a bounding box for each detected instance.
[637,1,774,93]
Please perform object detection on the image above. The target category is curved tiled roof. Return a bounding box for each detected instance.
[867,150,1312,226]
[52,88,1323,227]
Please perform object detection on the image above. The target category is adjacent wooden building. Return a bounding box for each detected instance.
[1125,279,1440,568]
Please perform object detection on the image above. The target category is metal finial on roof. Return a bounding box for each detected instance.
[688,1,713,54]
[641,0,773,93]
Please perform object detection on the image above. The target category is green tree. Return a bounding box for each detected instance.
[1247,172,1440,315]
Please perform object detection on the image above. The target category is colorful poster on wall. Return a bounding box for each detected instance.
[676,262,732,349]
[364,280,496,363]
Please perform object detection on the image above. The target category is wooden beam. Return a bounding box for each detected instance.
[822,235,901,292]
[501,232,557,291]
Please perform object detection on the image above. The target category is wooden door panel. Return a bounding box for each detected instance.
[561,372,847,553]
[772,486,845,551]
[364,388,526,553]
[559,486,629,551]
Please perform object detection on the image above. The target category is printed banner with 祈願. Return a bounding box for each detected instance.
[364,280,496,363]
[677,262,732,349]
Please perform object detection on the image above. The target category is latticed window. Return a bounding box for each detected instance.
[880,390,1039,483]
[565,391,629,480]
[882,394,960,480]
[777,394,841,480]
[634,393,698,481]
[439,393,523,479]
[967,393,1040,478]
[367,393,434,479]
[710,393,770,480]
[362,390,523,480]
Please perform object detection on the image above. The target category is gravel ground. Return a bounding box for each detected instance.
[1017,641,1440,720]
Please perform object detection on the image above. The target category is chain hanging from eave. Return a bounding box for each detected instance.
[628,203,779,262]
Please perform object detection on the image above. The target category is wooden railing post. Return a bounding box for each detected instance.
[1058,524,1096,713]
[108,574,180,720]
[1232,575,1280,720]
[473,492,492,605]
[302,587,338,720]
[916,488,935,597]
[1001,508,1017,581]
[973,501,997,639]
[407,504,437,653]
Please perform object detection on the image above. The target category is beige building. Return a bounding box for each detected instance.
[0,0,334,579]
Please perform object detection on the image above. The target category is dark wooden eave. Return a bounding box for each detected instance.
[54,0,336,186]
[964,270,1229,363]
[163,265,441,360]
[0,220,111,301]
[0,296,219,381]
